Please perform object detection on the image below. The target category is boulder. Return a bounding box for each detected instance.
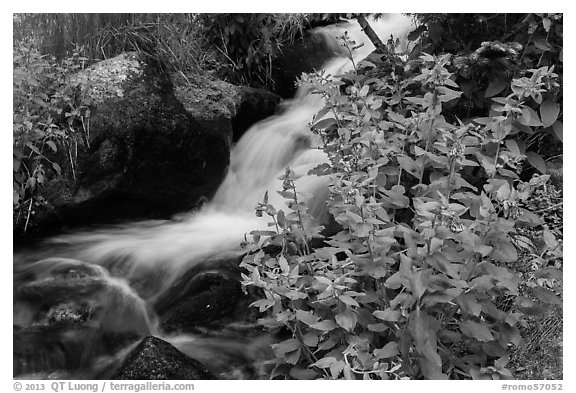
[16,52,232,238]
[272,26,345,98]
[172,72,281,142]
[153,256,260,333]
[112,336,215,380]
[158,272,242,333]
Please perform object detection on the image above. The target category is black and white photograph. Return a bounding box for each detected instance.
[10,8,565,387]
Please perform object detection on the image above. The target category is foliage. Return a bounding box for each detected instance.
[200,13,312,88]
[13,14,218,75]
[13,45,90,231]
[240,31,562,380]
[14,13,320,90]
[407,13,563,155]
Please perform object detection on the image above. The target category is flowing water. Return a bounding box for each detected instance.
[13,15,414,379]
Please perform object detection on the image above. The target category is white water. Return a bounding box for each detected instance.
[14,14,414,379]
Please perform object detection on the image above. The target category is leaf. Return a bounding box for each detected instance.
[485,78,509,98]
[312,356,337,368]
[542,227,559,249]
[540,100,560,128]
[13,189,21,206]
[250,298,275,312]
[285,348,301,365]
[314,117,336,130]
[313,106,331,122]
[499,323,521,346]
[495,181,511,201]
[296,309,319,326]
[410,270,428,299]
[272,338,300,356]
[409,308,442,367]
[367,323,389,332]
[533,37,552,51]
[532,286,562,305]
[373,309,401,322]
[52,162,62,175]
[495,355,510,370]
[339,294,359,307]
[515,208,544,227]
[46,140,57,152]
[358,84,370,97]
[278,255,290,274]
[526,151,547,174]
[407,24,427,41]
[519,106,542,127]
[302,332,319,347]
[277,210,286,228]
[542,17,552,32]
[310,319,338,332]
[552,120,563,142]
[534,267,562,281]
[374,342,399,359]
[457,293,482,317]
[460,320,495,342]
[335,308,357,331]
[505,139,522,156]
[289,368,317,380]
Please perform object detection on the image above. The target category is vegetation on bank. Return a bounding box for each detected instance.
[13,13,562,380]
[239,13,563,379]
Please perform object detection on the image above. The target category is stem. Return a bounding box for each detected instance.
[492,141,501,180]
[534,201,562,213]
[68,144,76,181]
[425,91,439,152]
[359,206,375,263]
[445,158,456,198]
[291,179,310,255]
[520,31,535,62]
[537,29,551,67]
[269,214,280,234]
[24,198,33,232]
[287,304,330,379]
[356,15,387,54]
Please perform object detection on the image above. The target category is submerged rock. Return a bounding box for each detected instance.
[15,258,152,336]
[158,272,242,333]
[112,336,215,380]
[153,256,262,333]
[13,325,138,377]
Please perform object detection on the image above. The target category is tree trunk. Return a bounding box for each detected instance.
[356,15,388,54]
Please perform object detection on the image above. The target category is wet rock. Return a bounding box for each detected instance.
[272,26,345,98]
[153,256,265,334]
[16,258,107,306]
[46,302,92,328]
[112,336,215,380]
[15,52,231,238]
[158,272,242,333]
[15,258,152,336]
[173,72,280,142]
[13,325,138,377]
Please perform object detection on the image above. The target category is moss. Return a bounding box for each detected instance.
[70,52,144,104]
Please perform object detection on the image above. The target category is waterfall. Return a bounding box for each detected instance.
[13,14,415,379]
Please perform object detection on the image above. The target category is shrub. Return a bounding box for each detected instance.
[200,13,312,88]
[13,45,89,231]
[240,33,562,379]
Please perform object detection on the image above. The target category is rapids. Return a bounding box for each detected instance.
[13,14,414,379]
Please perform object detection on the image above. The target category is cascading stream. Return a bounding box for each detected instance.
[13,14,414,379]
